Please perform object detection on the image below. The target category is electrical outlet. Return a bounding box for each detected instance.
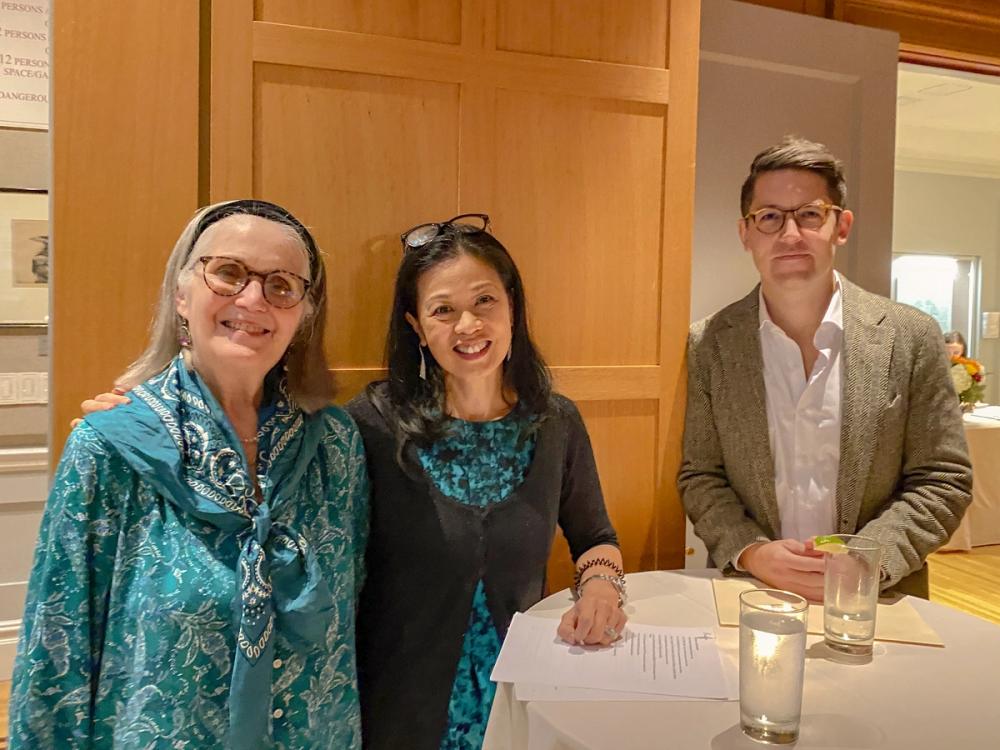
[983,312,1000,340]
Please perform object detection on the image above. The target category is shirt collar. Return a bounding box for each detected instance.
[758,272,844,338]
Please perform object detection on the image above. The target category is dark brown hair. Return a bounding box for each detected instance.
[944,330,967,357]
[740,136,847,216]
[372,224,551,450]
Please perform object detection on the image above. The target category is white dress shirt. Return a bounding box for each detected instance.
[758,277,843,542]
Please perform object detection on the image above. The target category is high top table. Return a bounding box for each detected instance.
[484,570,1000,750]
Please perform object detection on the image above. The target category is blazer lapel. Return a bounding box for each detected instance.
[718,287,781,538]
[837,280,892,533]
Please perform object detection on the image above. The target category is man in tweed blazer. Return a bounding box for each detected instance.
[678,137,971,598]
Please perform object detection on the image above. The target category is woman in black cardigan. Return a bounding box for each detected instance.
[348,214,626,750]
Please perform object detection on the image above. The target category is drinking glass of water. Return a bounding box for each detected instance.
[821,534,882,656]
[739,588,808,745]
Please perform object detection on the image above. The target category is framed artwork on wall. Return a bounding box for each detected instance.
[0,189,48,326]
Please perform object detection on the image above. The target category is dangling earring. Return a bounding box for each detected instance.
[419,345,427,380]
[505,345,512,363]
[178,318,192,349]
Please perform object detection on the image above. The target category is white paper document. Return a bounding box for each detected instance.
[491,613,735,700]
[514,682,736,702]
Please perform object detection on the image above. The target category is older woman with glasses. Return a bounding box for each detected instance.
[348,215,626,750]
[10,200,368,750]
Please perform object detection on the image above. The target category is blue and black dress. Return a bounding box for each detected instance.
[349,385,619,750]
[418,414,536,749]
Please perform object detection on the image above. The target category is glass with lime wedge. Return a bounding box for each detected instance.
[819,534,883,656]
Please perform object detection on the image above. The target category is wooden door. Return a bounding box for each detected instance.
[209,0,700,588]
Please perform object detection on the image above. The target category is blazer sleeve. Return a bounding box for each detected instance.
[677,325,769,572]
[9,426,126,748]
[555,398,620,561]
[858,317,973,589]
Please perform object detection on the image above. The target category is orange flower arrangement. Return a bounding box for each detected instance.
[950,355,985,406]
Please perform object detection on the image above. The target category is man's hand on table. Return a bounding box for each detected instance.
[739,539,826,602]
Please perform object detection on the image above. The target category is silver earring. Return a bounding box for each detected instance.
[505,346,512,363]
[178,318,192,348]
[419,346,427,380]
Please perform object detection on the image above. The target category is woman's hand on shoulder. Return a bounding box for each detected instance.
[70,388,131,427]
[556,578,627,647]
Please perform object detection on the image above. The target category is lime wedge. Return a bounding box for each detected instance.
[813,535,847,554]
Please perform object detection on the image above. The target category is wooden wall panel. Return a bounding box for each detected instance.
[837,1,1000,61]
[745,0,1000,62]
[254,0,461,44]
[658,0,702,572]
[496,0,670,67]
[253,65,460,367]
[742,0,828,14]
[209,0,699,591]
[547,400,659,588]
[492,90,666,367]
[51,1,200,458]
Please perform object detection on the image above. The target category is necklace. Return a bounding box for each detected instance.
[239,435,259,445]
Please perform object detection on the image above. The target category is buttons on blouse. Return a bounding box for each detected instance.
[271,659,285,722]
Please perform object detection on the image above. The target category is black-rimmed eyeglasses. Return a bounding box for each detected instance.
[400,213,490,251]
[198,255,311,309]
[743,201,843,235]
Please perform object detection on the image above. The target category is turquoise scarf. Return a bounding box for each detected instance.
[86,355,334,749]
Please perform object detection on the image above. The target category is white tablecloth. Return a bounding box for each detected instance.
[941,414,1000,551]
[484,570,1000,750]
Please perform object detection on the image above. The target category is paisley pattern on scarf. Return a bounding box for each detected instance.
[417,413,536,750]
[9,357,369,750]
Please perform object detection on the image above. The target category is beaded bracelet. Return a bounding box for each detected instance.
[573,556,627,607]
[573,556,625,589]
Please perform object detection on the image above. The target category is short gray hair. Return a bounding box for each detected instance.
[118,200,335,412]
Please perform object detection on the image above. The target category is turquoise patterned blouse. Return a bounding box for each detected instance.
[417,412,536,750]
[9,359,369,750]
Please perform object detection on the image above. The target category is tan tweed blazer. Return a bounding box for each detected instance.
[678,277,972,593]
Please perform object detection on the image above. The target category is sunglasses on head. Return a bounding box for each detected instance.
[400,214,490,252]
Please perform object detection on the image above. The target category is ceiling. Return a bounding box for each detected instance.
[896,64,1000,179]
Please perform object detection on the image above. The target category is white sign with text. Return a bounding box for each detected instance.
[0,0,49,129]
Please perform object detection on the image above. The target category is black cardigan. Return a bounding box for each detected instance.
[347,386,619,750]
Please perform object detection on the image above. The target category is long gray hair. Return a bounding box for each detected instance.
[117,200,335,412]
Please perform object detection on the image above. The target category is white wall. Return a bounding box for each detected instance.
[0,449,46,679]
[893,170,1000,405]
[0,123,49,679]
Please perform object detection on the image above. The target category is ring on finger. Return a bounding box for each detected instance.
[604,626,618,639]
